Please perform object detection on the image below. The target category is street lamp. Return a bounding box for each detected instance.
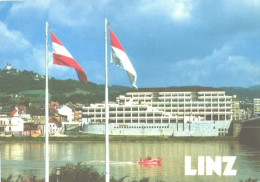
[56,167,61,182]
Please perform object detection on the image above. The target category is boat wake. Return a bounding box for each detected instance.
[87,160,136,165]
[110,161,137,165]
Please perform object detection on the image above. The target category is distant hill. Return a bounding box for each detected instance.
[0,67,259,106]
[221,86,260,100]
[249,85,260,90]
[0,68,131,105]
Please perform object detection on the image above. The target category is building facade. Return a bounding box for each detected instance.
[0,117,10,134]
[0,117,24,133]
[82,87,233,136]
[232,96,240,120]
[254,98,260,116]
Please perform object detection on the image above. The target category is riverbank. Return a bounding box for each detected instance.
[239,118,260,149]
[0,134,238,142]
[1,162,150,182]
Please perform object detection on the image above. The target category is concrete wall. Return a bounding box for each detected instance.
[82,121,232,136]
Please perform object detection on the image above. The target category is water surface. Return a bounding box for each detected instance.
[1,141,260,182]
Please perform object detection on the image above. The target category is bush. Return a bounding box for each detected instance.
[2,163,257,182]
[49,163,104,182]
[1,163,150,182]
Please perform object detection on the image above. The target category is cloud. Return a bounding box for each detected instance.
[8,0,110,27]
[0,21,30,52]
[10,0,51,14]
[0,20,33,71]
[0,20,72,78]
[0,20,38,69]
[1,1,260,88]
[171,45,260,87]
[138,0,193,21]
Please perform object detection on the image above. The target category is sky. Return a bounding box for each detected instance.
[0,0,260,88]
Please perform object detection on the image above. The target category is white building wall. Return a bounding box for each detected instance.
[43,123,63,135]
[57,106,73,122]
[19,114,31,120]
[4,117,24,132]
[254,98,260,116]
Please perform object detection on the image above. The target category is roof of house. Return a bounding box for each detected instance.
[49,117,62,126]
[49,101,60,109]
[50,101,60,106]
[10,110,18,116]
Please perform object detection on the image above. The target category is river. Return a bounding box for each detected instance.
[1,141,260,182]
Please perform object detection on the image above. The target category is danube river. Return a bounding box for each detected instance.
[1,141,260,182]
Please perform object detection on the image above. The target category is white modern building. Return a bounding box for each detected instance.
[232,95,240,120]
[254,98,260,116]
[82,87,233,136]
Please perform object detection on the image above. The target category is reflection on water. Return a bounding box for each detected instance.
[0,141,260,182]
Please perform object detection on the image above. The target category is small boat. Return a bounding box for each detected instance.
[138,156,162,165]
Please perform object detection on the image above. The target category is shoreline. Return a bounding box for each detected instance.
[1,162,258,182]
[0,134,238,142]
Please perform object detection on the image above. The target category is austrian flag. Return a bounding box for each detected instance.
[110,29,137,89]
[51,32,87,85]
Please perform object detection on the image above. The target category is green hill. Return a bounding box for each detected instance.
[221,87,260,100]
[0,68,259,107]
[0,69,130,105]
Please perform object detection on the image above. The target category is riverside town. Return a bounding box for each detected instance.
[0,65,259,138]
[0,64,260,182]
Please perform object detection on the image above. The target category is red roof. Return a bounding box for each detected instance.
[49,117,61,126]
[49,101,60,109]
[49,105,56,109]
[10,110,18,116]
[50,101,60,106]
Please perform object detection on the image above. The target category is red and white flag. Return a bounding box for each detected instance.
[51,32,87,85]
[110,29,137,89]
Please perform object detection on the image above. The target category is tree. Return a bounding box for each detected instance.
[27,104,41,116]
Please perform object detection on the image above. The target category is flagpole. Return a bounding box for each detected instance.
[105,18,110,182]
[45,21,50,182]
[0,145,1,181]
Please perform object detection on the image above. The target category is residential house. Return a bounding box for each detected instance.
[44,117,63,135]
[3,110,25,133]
[57,105,73,122]
[74,108,82,122]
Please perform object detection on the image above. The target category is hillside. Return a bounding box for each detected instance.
[0,67,259,106]
[221,87,260,101]
[0,68,130,105]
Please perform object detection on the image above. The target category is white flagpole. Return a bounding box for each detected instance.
[105,18,110,182]
[45,21,50,182]
[0,145,1,181]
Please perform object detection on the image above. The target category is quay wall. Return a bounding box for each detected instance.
[83,121,232,137]
[239,118,260,149]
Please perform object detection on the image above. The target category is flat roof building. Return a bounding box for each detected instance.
[83,87,233,124]
[254,98,260,116]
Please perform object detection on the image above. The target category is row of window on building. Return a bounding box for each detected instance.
[0,120,11,125]
[114,125,170,129]
[126,93,226,97]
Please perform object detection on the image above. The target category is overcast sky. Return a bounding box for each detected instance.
[0,0,260,88]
